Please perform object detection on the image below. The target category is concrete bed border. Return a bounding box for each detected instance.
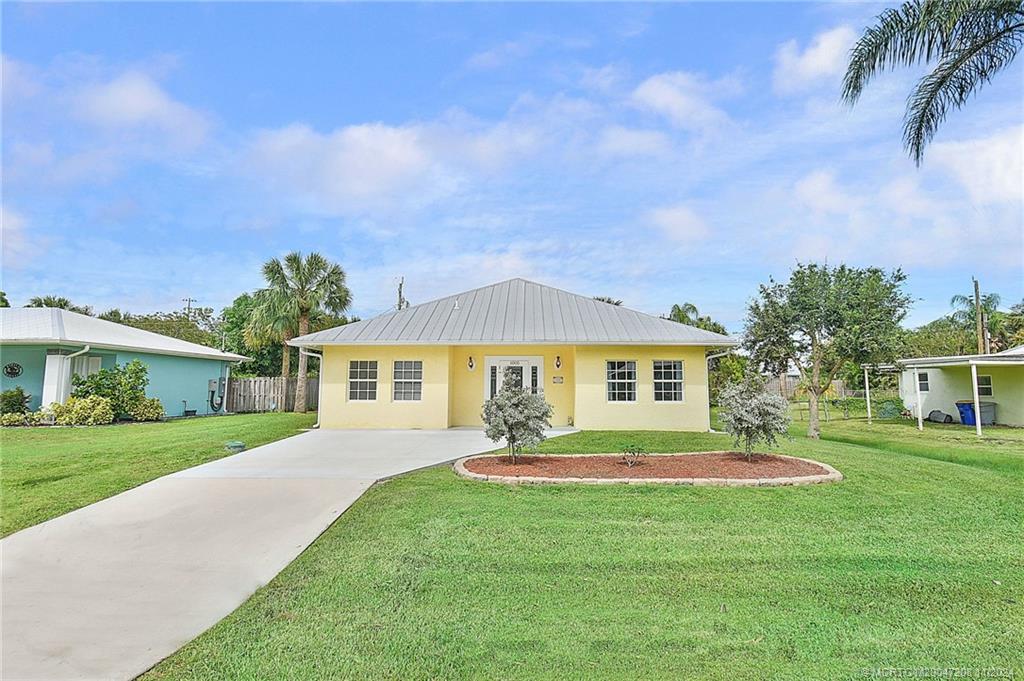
[453,452,843,487]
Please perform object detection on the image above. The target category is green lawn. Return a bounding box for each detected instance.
[147,424,1024,680]
[1,413,315,536]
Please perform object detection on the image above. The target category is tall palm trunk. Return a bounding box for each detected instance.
[294,314,310,413]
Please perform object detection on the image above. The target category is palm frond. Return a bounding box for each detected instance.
[904,20,1023,163]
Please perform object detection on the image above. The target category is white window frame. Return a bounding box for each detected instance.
[483,356,544,401]
[392,360,423,402]
[976,374,993,397]
[72,356,102,380]
[348,360,378,401]
[606,360,637,403]
[653,360,685,402]
[917,371,930,392]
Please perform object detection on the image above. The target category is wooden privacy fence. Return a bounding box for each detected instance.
[226,377,319,413]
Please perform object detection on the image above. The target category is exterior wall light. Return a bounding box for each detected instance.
[555,355,561,369]
[468,356,475,371]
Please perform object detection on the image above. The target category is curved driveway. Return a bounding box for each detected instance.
[2,428,568,680]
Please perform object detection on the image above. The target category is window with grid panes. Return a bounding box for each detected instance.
[606,360,637,401]
[653,360,684,401]
[393,360,423,401]
[348,360,377,401]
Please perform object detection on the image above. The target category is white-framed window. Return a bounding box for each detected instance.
[348,360,378,401]
[393,360,423,401]
[653,360,684,402]
[976,374,993,397]
[606,360,637,402]
[72,356,102,379]
[917,371,930,392]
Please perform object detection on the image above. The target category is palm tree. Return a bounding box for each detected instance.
[842,0,1024,164]
[950,291,1001,325]
[25,296,93,315]
[666,302,728,335]
[249,252,351,412]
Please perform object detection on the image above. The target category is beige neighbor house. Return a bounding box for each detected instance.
[289,279,737,430]
[891,344,1024,435]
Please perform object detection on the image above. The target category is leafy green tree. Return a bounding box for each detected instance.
[250,252,352,412]
[744,263,912,439]
[0,291,9,307]
[26,296,93,315]
[482,367,553,463]
[122,309,220,346]
[221,294,283,377]
[950,291,1001,327]
[593,296,623,305]
[709,353,748,405]
[843,0,1024,164]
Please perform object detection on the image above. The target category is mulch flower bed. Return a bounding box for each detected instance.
[463,452,829,480]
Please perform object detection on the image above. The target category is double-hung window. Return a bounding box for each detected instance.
[393,361,423,401]
[606,361,637,402]
[653,360,684,402]
[976,374,993,397]
[917,371,930,392]
[348,360,378,401]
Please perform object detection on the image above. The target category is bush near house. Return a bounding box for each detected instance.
[128,397,165,422]
[52,396,115,426]
[1,386,31,415]
[72,359,149,418]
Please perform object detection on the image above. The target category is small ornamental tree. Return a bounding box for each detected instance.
[482,367,553,463]
[719,372,792,462]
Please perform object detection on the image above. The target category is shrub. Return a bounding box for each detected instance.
[1,411,27,427]
[52,396,115,426]
[128,397,165,422]
[621,444,647,468]
[0,386,30,414]
[719,372,792,462]
[72,359,149,417]
[482,367,553,463]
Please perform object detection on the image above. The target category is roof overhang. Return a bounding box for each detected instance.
[288,338,740,349]
[2,339,250,363]
[865,356,1024,370]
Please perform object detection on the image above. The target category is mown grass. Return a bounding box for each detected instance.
[0,413,315,536]
[147,426,1024,680]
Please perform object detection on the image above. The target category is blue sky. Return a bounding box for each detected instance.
[3,2,1021,331]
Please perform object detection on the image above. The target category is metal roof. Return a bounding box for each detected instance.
[893,343,1024,368]
[1,308,248,361]
[290,278,737,347]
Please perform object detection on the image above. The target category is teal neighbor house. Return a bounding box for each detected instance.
[0,308,247,415]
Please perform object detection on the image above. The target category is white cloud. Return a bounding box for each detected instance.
[597,126,669,157]
[246,122,449,213]
[931,126,1024,204]
[793,170,859,215]
[632,71,740,133]
[773,26,857,95]
[74,71,210,149]
[647,204,709,243]
[580,64,626,93]
[1,206,37,266]
[1,55,43,104]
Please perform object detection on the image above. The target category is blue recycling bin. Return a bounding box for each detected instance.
[955,401,976,426]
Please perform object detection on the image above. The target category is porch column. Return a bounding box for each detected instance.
[914,367,924,431]
[864,366,872,424]
[970,363,983,437]
[40,352,69,407]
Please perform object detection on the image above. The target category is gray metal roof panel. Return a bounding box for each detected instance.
[290,278,737,347]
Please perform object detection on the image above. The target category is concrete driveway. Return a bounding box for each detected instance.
[2,428,567,681]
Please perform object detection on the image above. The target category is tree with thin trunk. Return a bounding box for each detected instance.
[249,252,351,412]
[842,0,1024,165]
[744,263,911,439]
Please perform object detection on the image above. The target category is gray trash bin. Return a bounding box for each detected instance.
[978,401,996,426]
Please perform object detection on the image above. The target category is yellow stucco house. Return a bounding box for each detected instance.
[289,279,736,430]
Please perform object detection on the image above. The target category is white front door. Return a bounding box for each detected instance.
[484,356,544,400]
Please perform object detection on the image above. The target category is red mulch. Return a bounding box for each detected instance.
[464,452,827,479]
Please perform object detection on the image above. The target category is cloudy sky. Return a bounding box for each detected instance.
[2,2,1021,330]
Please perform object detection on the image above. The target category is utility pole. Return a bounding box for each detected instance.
[183,297,197,319]
[396,278,409,311]
[973,278,984,354]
